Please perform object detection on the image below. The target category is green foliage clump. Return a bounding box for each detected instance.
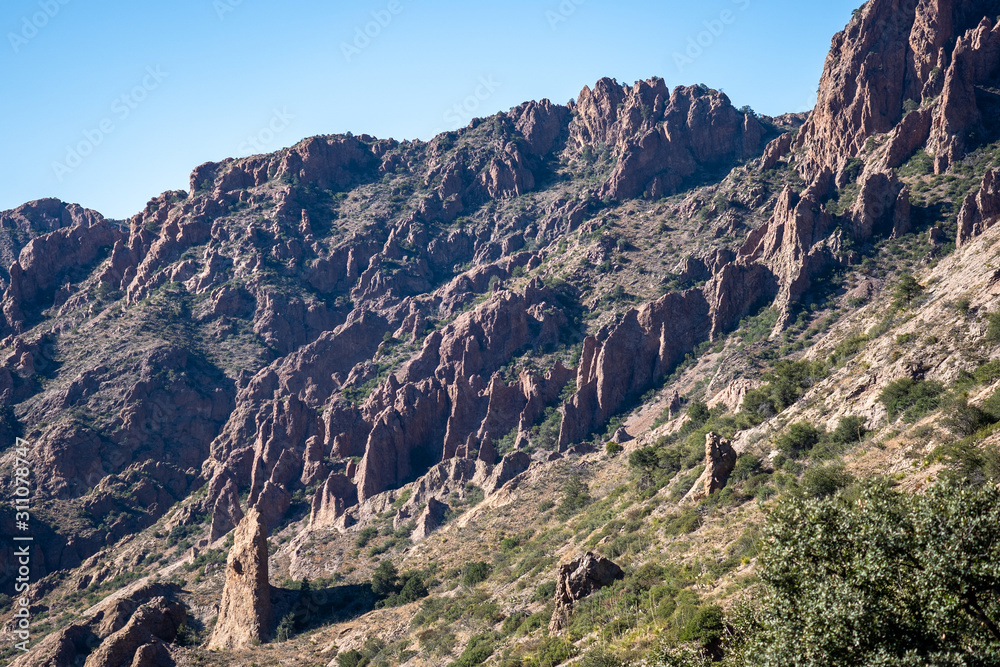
[943,395,997,437]
[800,464,854,498]
[987,312,1000,343]
[730,481,1000,666]
[371,560,428,607]
[878,377,945,422]
[775,421,822,458]
[524,636,576,667]
[449,633,498,667]
[355,526,378,548]
[557,474,591,518]
[740,360,827,425]
[830,415,867,445]
[462,562,491,587]
[828,333,870,367]
[679,605,725,647]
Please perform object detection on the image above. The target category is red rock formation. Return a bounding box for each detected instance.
[208,508,273,649]
[957,169,1000,245]
[309,472,358,529]
[797,0,1000,177]
[927,16,1000,171]
[549,552,624,633]
[558,290,711,447]
[2,218,122,333]
[571,78,766,199]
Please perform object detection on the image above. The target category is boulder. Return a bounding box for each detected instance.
[549,552,625,633]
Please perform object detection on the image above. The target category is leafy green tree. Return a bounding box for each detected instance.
[371,560,398,598]
[557,474,591,517]
[732,481,1000,666]
[892,274,924,309]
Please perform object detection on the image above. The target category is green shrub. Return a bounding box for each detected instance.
[801,464,853,498]
[526,636,576,667]
[663,508,703,536]
[974,360,1000,384]
[557,474,591,518]
[687,401,711,426]
[740,361,827,424]
[892,274,924,309]
[337,649,365,667]
[830,416,867,445]
[679,605,725,647]
[879,378,945,422]
[987,312,1000,343]
[462,562,491,587]
[371,561,398,597]
[450,633,497,667]
[944,397,996,437]
[275,612,295,641]
[355,526,378,548]
[733,481,1000,666]
[730,454,763,482]
[606,441,624,456]
[534,580,557,601]
[776,422,822,457]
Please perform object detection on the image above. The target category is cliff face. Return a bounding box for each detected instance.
[797,0,1000,177]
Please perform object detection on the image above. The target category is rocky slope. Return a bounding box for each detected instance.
[3,0,1000,665]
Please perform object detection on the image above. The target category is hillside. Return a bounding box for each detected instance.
[2,1,1000,665]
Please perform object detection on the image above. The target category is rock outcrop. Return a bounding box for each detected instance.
[797,0,1000,177]
[957,169,1000,246]
[411,497,449,542]
[684,432,738,503]
[10,583,181,667]
[571,78,767,200]
[82,596,184,667]
[208,508,273,649]
[558,289,712,447]
[549,552,625,633]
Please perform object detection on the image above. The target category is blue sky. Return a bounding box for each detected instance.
[1,0,861,220]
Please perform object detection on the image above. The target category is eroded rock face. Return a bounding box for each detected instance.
[685,432,737,503]
[411,497,449,542]
[797,0,1000,177]
[208,508,273,649]
[82,597,184,667]
[549,552,625,633]
[571,78,766,200]
[559,289,712,447]
[10,583,181,667]
[957,169,1000,246]
[3,218,122,333]
[703,432,737,495]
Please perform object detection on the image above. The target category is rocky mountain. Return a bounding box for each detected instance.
[3,0,1000,665]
